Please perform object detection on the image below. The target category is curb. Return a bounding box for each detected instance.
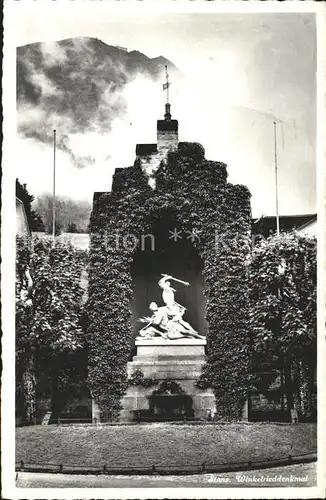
[16,453,317,476]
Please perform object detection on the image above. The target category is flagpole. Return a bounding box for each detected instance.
[273,121,280,237]
[52,129,56,245]
[165,65,169,103]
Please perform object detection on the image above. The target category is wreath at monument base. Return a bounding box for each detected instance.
[148,380,193,417]
[151,380,186,396]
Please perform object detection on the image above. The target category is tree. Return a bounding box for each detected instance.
[248,232,316,419]
[67,222,78,233]
[47,220,63,236]
[34,194,91,233]
[16,235,86,424]
[16,179,45,231]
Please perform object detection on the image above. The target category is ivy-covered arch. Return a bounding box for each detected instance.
[87,142,252,421]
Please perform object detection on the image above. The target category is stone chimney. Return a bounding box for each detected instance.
[157,102,178,155]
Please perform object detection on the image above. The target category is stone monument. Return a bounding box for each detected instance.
[89,67,252,423]
[120,275,215,421]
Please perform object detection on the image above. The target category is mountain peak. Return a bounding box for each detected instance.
[17,36,180,166]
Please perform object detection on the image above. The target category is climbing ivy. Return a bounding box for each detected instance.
[127,369,158,388]
[87,142,252,421]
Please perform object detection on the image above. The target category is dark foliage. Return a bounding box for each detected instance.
[16,235,86,424]
[16,179,45,231]
[248,233,317,419]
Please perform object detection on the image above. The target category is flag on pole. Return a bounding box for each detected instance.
[163,65,170,103]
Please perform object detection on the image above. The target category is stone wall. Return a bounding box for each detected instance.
[157,129,178,157]
[16,197,30,235]
[136,113,178,187]
[138,128,178,187]
[138,152,164,187]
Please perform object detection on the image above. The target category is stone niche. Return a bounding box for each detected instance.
[121,209,211,421]
[120,338,215,421]
[130,210,207,349]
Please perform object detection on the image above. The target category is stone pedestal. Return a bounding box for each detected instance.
[120,338,215,421]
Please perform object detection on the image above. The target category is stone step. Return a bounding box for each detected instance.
[128,361,204,370]
[132,355,206,362]
[128,371,203,378]
[129,359,205,365]
[136,339,206,346]
[136,345,205,357]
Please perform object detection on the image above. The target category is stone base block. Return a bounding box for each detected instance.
[128,361,203,381]
[135,339,205,358]
[120,338,215,421]
[120,387,215,421]
[122,394,150,411]
[119,409,134,422]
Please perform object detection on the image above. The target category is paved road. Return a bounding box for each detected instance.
[16,462,316,488]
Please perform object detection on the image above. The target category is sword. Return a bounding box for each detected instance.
[161,274,190,286]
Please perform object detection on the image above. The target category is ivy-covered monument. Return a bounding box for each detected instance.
[87,100,252,422]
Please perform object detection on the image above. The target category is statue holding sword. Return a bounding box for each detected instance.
[137,274,204,340]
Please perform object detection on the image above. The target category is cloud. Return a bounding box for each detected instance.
[16,38,140,170]
[16,34,316,217]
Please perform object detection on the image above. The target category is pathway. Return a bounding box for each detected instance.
[16,462,316,488]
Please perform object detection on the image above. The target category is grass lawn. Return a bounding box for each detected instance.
[16,423,316,469]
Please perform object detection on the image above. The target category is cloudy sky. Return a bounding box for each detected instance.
[11,3,317,217]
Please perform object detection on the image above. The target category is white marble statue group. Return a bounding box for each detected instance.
[138,274,205,340]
